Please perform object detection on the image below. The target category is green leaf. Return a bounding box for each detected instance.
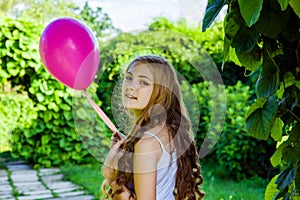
[224,12,242,40]
[48,102,59,112]
[41,135,51,145]
[270,144,284,167]
[6,62,19,76]
[37,104,47,111]
[245,96,278,140]
[278,0,291,11]
[59,103,71,111]
[59,139,67,148]
[296,81,300,90]
[36,93,45,102]
[290,0,300,17]
[43,111,52,122]
[282,145,300,163]
[71,151,81,160]
[202,0,227,32]
[264,175,279,200]
[275,165,296,190]
[238,0,264,27]
[276,72,296,98]
[21,52,31,59]
[0,69,9,78]
[246,97,267,119]
[232,27,259,53]
[236,46,262,71]
[271,118,284,141]
[256,49,280,98]
[63,111,73,120]
[295,167,300,195]
[75,143,82,152]
[273,187,289,200]
[255,1,290,38]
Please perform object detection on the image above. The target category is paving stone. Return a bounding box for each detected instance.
[53,186,78,194]
[0,184,12,191]
[5,160,27,165]
[2,162,95,200]
[0,175,9,181]
[0,170,7,176]
[0,190,13,196]
[41,174,64,183]
[6,165,31,171]
[21,189,52,196]
[10,169,36,175]
[14,183,47,196]
[15,182,46,193]
[10,173,39,182]
[47,195,94,200]
[0,177,9,184]
[47,181,78,190]
[58,190,85,197]
[39,168,61,176]
[13,181,42,187]
[0,185,11,191]
[0,193,15,199]
[0,191,13,198]
[17,193,54,200]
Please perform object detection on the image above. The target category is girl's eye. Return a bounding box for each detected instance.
[140,80,149,86]
[125,76,132,81]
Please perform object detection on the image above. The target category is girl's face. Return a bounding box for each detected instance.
[122,63,154,111]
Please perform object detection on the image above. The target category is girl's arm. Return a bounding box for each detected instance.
[103,139,133,200]
[103,131,126,178]
[133,137,161,200]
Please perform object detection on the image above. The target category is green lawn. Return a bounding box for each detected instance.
[60,160,268,200]
[60,161,105,199]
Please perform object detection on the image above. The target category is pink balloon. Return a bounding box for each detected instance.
[39,17,100,90]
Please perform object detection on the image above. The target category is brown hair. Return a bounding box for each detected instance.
[102,55,204,199]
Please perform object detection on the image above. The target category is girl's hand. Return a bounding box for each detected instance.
[110,131,126,148]
[103,132,127,183]
[104,138,125,177]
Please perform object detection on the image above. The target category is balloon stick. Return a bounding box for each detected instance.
[82,90,117,133]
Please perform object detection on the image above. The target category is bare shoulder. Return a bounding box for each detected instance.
[134,133,161,154]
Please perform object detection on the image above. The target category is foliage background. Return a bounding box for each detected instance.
[0,0,283,190]
[203,0,300,199]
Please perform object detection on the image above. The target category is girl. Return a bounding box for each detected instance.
[102,55,204,200]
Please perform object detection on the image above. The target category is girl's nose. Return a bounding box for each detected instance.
[127,81,139,91]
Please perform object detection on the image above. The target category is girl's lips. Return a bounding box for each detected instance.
[125,94,137,100]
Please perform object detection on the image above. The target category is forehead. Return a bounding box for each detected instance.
[127,63,153,80]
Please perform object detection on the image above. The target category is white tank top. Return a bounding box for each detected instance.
[144,131,178,200]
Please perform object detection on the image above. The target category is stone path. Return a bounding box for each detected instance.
[0,160,95,200]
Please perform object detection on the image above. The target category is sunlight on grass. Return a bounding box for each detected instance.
[201,162,267,200]
[60,161,105,199]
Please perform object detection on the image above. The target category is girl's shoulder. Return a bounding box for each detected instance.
[134,132,161,153]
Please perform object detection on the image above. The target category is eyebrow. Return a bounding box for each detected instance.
[126,72,152,81]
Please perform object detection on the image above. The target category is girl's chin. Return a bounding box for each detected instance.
[124,106,143,110]
[123,104,145,111]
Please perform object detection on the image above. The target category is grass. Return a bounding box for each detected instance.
[60,160,268,200]
[201,171,267,200]
[60,160,105,199]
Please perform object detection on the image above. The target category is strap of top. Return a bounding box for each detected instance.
[144,131,164,150]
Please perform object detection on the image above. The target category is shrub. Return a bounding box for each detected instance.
[0,17,110,168]
[0,83,37,152]
[192,81,276,179]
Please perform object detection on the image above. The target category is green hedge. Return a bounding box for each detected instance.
[0,17,110,168]
[0,84,37,152]
[192,81,276,179]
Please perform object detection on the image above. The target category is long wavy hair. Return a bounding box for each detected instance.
[102,55,204,200]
